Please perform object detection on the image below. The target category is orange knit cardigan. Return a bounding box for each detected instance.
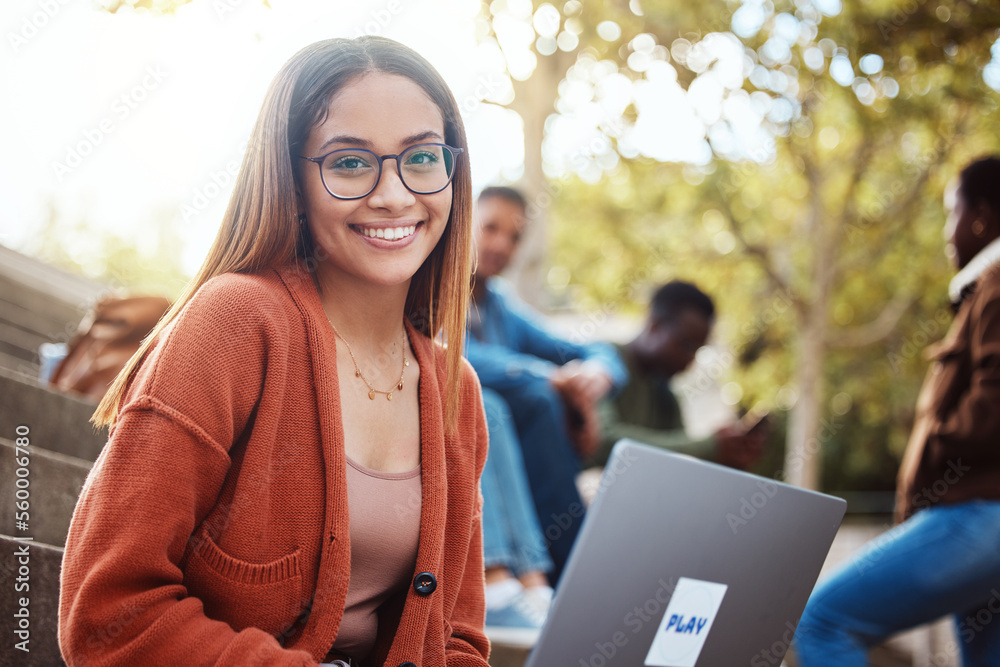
[58,262,491,667]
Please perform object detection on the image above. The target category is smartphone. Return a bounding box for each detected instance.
[739,409,770,435]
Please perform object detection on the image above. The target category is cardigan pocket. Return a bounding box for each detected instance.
[182,526,304,638]
[919,334,969,419]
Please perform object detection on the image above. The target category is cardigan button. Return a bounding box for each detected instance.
[412,572,437,596]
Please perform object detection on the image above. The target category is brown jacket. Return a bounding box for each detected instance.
[59,263,490,666]
[896,263,1000,522]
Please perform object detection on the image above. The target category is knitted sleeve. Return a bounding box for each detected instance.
[59,273,318,667]
[443,361,491,665]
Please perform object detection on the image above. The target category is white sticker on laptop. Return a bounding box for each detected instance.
[643,576,728,667]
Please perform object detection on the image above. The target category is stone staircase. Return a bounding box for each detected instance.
[0,244,108,381]
[0,247,110,666]
[0,371,106,665]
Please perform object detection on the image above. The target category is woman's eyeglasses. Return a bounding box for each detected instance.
[299,143,463,200]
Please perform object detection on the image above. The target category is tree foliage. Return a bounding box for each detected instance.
[89,0,1000,494]
[27,204,190,301]
[532,0,1000,493]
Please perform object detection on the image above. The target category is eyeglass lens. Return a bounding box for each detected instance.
[319,144,456,198]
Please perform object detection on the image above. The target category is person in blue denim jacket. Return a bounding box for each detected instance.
[466,187,627,606]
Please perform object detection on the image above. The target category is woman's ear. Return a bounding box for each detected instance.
[977,202,1000,240]
[294,182,305,218]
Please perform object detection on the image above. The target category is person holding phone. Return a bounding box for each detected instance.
[590,280,768,470]
[59,36,489,667]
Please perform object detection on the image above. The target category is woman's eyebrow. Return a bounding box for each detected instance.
[316,134,373,153]
[316,130,446,154]
[400,130,445,145]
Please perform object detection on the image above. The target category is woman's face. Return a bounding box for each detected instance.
[296,72,452,290]
[945,181,984,270]
[473,195,525,280]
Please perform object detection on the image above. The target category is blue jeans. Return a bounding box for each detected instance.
[479,382,585,585]
[480,389,553,578]
[795,501,1000,666]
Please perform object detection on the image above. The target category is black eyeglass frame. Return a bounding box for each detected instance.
[298,143,464,201]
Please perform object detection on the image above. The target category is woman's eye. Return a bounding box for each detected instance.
[329,155,373,171]
[405,151,439,167]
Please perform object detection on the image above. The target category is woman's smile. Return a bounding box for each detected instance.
[350,220,423,246]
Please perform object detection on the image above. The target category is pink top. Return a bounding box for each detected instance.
[326,455,422,660]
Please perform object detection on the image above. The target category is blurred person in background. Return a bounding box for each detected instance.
[587,280,767,471]
[795,156,1000,666]
[466,186,628,587]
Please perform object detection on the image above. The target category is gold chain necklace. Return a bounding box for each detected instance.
[327,318,409,401]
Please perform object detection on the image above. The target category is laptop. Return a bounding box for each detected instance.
[523,439,847,667]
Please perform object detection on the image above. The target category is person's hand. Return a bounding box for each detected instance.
[714,423,767,471]
[550,359,614,410]
[567,400,601,461]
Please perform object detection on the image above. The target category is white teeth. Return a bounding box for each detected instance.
[361,225,417,240]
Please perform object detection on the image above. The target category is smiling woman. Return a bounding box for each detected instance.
[58,37,490,667]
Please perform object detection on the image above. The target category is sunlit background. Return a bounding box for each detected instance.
[7,0,977,275]
[3,0,1000,497]
[1,0,521,275]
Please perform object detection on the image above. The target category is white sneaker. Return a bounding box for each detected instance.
[484,589,550,647]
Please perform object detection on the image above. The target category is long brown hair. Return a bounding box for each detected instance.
[93,36,473,429]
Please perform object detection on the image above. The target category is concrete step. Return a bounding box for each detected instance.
[0,367,108,463]
[0,438,91,548]
[0,534,66,666]
[488,640,531,667]
[0,245,108,380]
